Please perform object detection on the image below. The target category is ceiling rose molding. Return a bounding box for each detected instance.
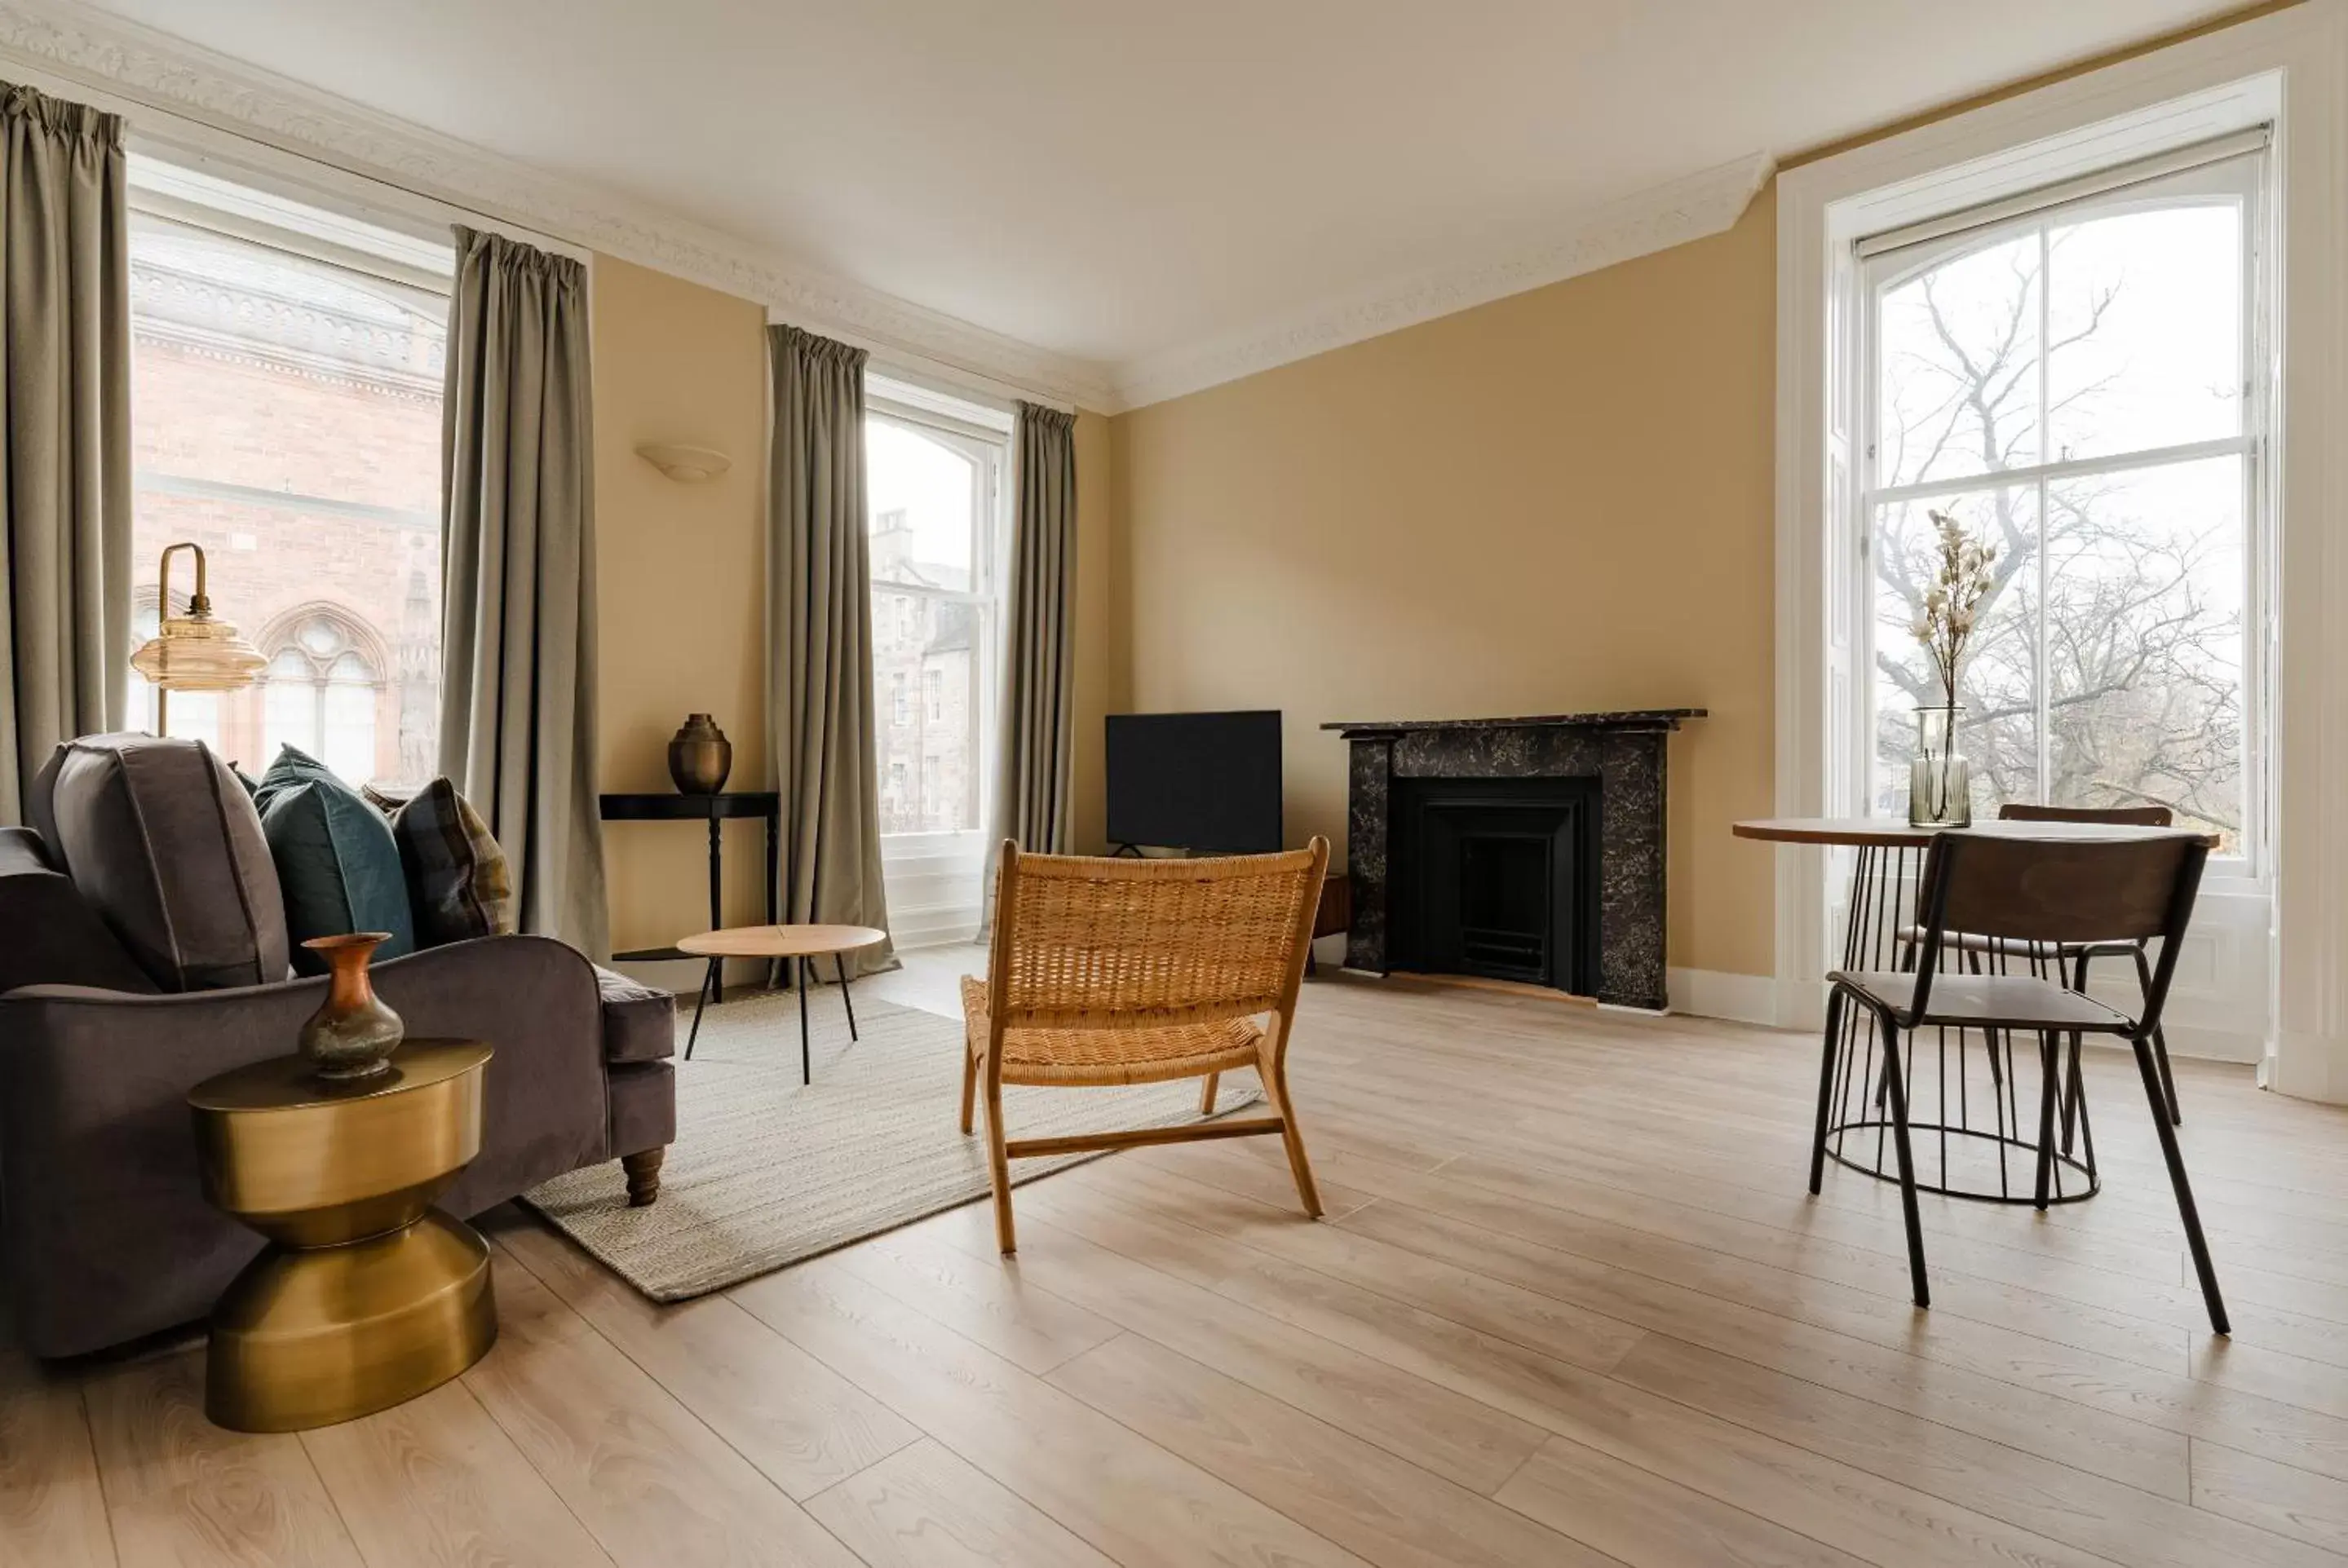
[1110,152,1775,411]
[0,0,1119,410]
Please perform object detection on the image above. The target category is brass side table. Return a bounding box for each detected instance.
[188,1039,497,1432]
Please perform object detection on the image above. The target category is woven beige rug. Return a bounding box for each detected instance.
[522,988,1262,1301]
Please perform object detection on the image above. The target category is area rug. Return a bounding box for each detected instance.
[521,988,1263,1301]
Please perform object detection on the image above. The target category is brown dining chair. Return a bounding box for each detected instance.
[961,838,1330,1254]
[1994,803,2184,1128]
[1822,828,2226,1332]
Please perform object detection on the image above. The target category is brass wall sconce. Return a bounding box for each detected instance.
[129,541,266,735]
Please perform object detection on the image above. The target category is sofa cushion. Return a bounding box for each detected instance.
[595,965,676,1064]
[254,746,417,974]
[374,778,515,947]
[35,735,290,991]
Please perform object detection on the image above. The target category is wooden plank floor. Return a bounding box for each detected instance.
[9,956,2348,1566]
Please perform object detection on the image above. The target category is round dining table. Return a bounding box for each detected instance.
[1732,816,2216,1204]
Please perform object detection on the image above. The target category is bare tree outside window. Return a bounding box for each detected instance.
[1868,176,2253,848]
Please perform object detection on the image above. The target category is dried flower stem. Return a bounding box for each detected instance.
[1912,510,1998,711]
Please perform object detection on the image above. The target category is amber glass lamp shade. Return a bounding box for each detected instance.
[129,543,266,725]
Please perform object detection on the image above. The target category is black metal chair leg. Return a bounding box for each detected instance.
[1811,986,1845,1195]
[2061,949,2091,1155]
[798,956,811,1086]
[686,961,714,1060]
[837,952,860,1041]
[2132,945,2182,1125]
[2032,1029,2062,1211]
[1876,1023,1930,1309]
[2132,1034,2227,1334]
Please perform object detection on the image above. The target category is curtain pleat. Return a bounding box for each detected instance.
[768,324,892,974]
[437,225,608,956]
[980,402,1077,934]
[0,82,128,823]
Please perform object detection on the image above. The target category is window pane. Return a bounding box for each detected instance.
[2047,201,2242,462]
[867,419,976,592]
[2045,457,2243,846]
[263,648,317,764]
[1873,487,2039,816]
[165,690,220,751]
[872,589,981,833]
[323,677,378,784]
[1877,232,2041,488]
[128,198,444,784]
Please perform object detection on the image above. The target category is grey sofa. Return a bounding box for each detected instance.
[0,735,675,1359]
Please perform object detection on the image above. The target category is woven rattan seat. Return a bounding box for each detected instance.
[960,976,1266,1085]
[961,838,1331,1252]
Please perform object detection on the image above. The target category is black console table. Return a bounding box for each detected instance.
[599,793,781,1006]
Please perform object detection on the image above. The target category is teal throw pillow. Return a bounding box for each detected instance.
[255,745,418,973]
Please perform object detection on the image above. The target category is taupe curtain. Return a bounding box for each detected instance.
[993,402,1078,854]
[768,324,891,974]
[438,226,608,957]
[0,84,128,824]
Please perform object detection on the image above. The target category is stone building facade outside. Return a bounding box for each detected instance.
[127,219,444,787]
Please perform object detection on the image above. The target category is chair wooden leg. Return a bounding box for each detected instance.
[959,1040,979,1134]
[2132,1035,2227,1334]
[1877,1023,1930,1309]
[1199,1072,1220,1115]
[982,1071,1016,1253]
[1259,1053,1323,1219]
[1811,985,1845,1195]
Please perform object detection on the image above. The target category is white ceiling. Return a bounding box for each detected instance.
[74,0,2245,400]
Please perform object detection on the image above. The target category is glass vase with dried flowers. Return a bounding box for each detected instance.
[1908,510,1997,827]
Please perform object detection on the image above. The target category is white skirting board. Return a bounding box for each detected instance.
[1666,968,1783,1027]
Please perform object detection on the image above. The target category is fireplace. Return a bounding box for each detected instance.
[1391,777,1598,992]
[1323,709,1703,1009]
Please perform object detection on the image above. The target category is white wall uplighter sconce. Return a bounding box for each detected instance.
[636,443,732,483]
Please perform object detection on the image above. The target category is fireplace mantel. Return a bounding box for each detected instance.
[1328,709,1705,1009]
[1321,709,1705,738]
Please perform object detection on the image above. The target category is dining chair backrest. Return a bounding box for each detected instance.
[1899,831,2209,1033]
[1998,802,2174,827]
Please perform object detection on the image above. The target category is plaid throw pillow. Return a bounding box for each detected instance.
[379,777,515,945]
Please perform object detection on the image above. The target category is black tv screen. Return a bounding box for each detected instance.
[1105,710,1283,854]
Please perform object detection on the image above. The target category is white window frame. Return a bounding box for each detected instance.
[865,372,1015,945]
[1846,147,2273,881]
[1775,2,2348,1105]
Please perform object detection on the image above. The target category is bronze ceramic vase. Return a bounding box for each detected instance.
[668,713,732,793]
[298,934,405,1080]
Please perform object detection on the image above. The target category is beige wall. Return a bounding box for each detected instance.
[590,255,773,961]
[586,252,1125,954]
[1111,188,1780,978]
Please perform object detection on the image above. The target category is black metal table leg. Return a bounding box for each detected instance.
[838,952,859,1041]
[686,963,714,1060]
[798,955,811,1085]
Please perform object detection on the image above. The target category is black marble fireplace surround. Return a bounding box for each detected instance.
[1324,711,1705,1010]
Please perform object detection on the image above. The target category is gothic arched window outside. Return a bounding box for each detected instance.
[262,613,381,781]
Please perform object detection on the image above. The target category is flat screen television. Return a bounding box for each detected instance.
[1104,710,1283,854]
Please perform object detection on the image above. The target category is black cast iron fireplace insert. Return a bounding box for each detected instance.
[1390,775,1601,995]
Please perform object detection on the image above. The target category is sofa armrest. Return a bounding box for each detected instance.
[0,933,608,1358]
[0,826,157,997]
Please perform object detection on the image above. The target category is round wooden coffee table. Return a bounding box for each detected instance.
[676,924,889,1082]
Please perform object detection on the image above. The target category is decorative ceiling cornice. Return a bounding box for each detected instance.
[0,0,1773,416]
[1108,152,1775,411]
[0,0,1122,410]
